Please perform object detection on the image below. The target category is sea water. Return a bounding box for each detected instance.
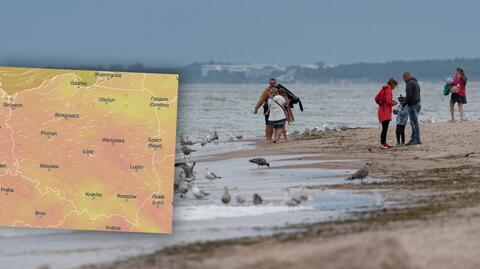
[2,81,478,268]
[177,82,480,141]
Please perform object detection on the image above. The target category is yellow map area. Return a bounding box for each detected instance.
[0,67,178,233]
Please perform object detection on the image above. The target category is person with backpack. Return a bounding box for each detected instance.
[266,89,287,143]
[375,78,398,149]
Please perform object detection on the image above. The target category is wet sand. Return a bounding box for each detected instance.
[80,121,480,269]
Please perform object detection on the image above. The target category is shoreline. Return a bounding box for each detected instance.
[80,121,480,269]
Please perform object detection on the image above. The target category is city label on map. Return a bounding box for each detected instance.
[40,130,58,139]
[150,96,169,109]
[0,66,178,234]
[3,102,23,110]
[1,187,14,195]
[151,194,166,208]
[85,192,102,199]
[148,137,162,150]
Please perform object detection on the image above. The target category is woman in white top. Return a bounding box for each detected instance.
[266,89,287,143]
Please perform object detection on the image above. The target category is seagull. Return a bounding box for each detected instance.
[179,136,194,146]
[205,133,213,143]
[204,168,222,182]
[236,195,246,205]
[249,158,270,168]
[253,193,263,205]
[179,136,186,146]
[175,180,189,194]
[346,164,369,183]
[212,130,219,141]
[285,197,302,207]
[192,184,209,199]
[235,134,243,140]
[200,139,207,147]
[182,145,196,157]
[222,187,231,204]
[228,134,235,142]
[299,194,309,202]
[322,122,328,132]
[175,161,196,180]
[283,188,302,207]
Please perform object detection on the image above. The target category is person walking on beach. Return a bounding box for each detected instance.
[403,72,422,145]
[393,95,408,145]
[267,89,287,143]
[254,78,277,142]
[277,87,294,142]
[375,78,398,149]
[450,67,468,122]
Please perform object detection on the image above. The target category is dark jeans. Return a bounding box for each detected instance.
[396,124,406,144]
[407,103,421,143]
[380,120,390,145]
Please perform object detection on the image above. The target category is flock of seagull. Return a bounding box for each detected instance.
[174,131,316,207]
[174,157,272,205]
[175,130,370,208]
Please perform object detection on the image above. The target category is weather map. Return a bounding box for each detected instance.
[0,67,178,233]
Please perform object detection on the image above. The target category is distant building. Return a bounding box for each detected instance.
[201,64,287,80]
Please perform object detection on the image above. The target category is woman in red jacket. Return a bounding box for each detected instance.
[376,78,398,149]
[450,67,468,122]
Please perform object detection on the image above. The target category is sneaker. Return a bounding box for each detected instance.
[384,143,394,148]
[380,144,389,149]
[406,141,420,146]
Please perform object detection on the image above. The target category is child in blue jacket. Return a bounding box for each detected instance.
[393,95,409,145]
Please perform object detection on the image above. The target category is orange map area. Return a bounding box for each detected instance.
[0,67,178,233]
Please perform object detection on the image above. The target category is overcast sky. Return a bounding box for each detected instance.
[1,0,479,67]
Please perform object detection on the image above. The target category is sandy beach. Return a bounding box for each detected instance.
[76,120,480,269]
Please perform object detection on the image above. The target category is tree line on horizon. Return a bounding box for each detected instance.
[4,58,479,83]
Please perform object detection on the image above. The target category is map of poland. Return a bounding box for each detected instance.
[0,67,178,233]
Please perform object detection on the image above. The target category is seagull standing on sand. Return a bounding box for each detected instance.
[182,145,196,158]
[179,136,187,146]
[212,130,219,141]
[249,158,270,168]
[285,197,302,207]
[222,187,231,204]
[204,168,222,182]
[179,136,194,146]
[346,164,369,183]
[192,184,209,199]
[236,195,246,205]
[283,188,302,207]
[253,193,263,205]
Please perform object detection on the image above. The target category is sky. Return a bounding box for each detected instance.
[1,0,479,67]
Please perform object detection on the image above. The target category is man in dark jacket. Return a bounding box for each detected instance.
[403,72,421,145]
